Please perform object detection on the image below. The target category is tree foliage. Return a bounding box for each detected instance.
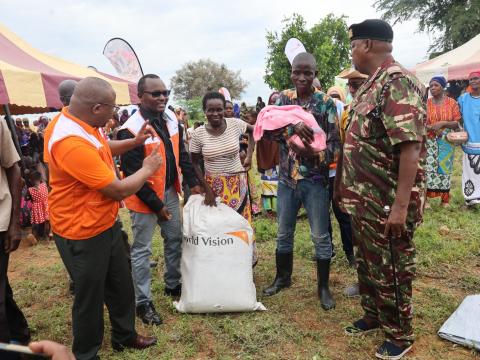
[264,14,350,91]
[177,97,204,122]
[375,0,480,55]
[170,59,248,101]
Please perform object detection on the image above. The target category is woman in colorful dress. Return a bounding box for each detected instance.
[190,91,257,261]
[425,75,461,207]
[458,71,480,206]
[256,92,280,216]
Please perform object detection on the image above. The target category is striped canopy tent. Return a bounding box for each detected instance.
[0,23,139,115]
[412,34,480,85]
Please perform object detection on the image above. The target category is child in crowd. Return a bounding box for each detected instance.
[241,109,262,216]
[27,170,50,240]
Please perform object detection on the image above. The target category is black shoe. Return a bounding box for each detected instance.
[164,284,181,297]
[316,259,335,310]
[263,251,293,296]
[150,261,158,268]
[112,334,157,352]
[136,302,162,326]
[345,318,380,336]
[375,341,412,360]
[346,253,356,268]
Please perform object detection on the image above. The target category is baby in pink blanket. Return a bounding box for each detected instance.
[253,105,327,153]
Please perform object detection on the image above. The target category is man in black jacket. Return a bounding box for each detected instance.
[117,74,200,326]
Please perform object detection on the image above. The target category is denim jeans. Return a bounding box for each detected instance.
[130,186,182,306]
[276,179,332,260]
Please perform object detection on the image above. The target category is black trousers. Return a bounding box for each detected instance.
[0,232,30,360]
[328,176,354,256]
[54,222,136,360]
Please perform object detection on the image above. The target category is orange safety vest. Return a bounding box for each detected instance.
[120,109,182,213]
[47,108,119,239]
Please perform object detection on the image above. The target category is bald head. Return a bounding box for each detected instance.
[71,77,115,105]
[291,52,318,97]
[292,52,317,70]
[58,79,78,106]
[68,77,117,128]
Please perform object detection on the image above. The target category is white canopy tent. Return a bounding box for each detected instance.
[412,34,480,85]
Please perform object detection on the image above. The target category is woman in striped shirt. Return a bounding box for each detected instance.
[190,91,255,224]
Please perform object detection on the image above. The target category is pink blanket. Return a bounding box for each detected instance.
[253,105,327,152]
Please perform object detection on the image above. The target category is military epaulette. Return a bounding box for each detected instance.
[386,65,403,76]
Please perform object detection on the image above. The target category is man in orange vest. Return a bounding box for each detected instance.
[46,77,162,360]
[118,74,201,326]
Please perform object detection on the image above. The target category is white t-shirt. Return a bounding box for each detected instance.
[190,118,247,174]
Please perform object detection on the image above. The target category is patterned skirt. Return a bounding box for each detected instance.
[462,153,480,205]
[260,167,279,212]
[426,136,455,193]
[205,171,252,224]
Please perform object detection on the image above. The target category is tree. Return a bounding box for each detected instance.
[375,0,480,55]
[177,97,204,122]
[264,14,350,91]
[170,59,248,101]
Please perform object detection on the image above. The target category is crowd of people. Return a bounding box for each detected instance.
[1,18,480,360]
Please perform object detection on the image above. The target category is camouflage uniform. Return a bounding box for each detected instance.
[339,59,426,346]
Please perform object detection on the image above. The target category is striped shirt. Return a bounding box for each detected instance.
[190,118,247,174]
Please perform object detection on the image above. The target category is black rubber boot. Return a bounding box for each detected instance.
[317,259,335,310]
[263,251,293,296]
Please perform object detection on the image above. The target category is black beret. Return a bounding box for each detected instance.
[349,19,394,42]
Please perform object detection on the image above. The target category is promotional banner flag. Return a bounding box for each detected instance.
[103,38,144,83]
[219,87,232,102]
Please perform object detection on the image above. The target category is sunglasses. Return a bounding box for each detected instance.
[143,90,171,98]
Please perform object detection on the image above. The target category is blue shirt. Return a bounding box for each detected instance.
[458,93,480,154]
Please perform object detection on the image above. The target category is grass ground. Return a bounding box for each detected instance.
[8,151,480,359]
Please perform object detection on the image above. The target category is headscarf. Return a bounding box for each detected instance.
[429,75,447,88]
[469,71,480,79]
[233,103,240,118]
[268,91,281,105]
[327,86,346,104]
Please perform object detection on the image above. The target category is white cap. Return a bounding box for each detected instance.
[285,38,307,65]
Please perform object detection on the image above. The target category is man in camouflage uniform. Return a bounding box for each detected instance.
[334,19,426,360]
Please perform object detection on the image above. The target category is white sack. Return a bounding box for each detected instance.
[175,195,266,313]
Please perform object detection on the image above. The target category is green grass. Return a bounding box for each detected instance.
[9,151,480,359]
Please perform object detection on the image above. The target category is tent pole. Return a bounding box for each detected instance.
[3,104,22,157]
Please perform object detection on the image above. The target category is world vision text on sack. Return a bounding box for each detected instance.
[184,235,235,247]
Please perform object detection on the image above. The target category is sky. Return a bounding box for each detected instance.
[1,0,435,104]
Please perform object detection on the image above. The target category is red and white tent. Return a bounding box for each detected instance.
[412,34,480,85]
[0,23,139,115]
